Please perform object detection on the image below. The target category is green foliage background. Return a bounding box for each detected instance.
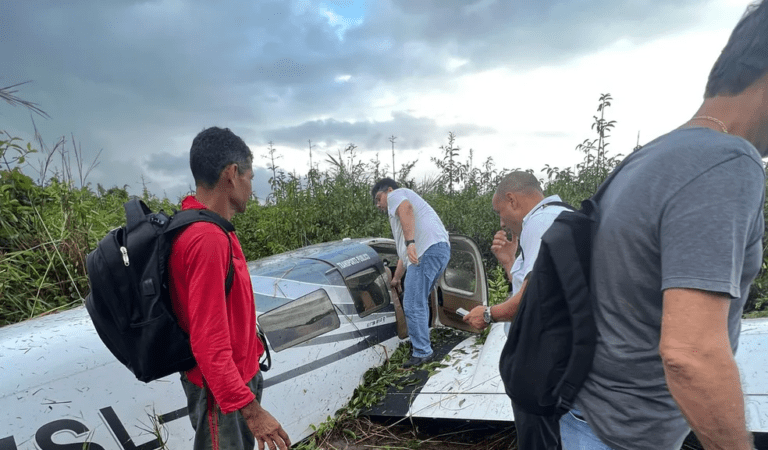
[1,93,767,327]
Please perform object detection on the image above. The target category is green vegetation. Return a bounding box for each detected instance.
[1,92,767,328]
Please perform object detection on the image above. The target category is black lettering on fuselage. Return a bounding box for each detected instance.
[35,419,105,450]
[99,407,161,450]
[9,404,186,450]
[0,436,17,450]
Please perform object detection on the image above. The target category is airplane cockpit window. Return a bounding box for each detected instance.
[346,267,390,317]
[258,289,340,352]
[443,249,477,293]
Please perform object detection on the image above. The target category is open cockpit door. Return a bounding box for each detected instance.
[433,234,488,333]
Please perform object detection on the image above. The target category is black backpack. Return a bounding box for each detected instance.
[85,198,235,383]
[498,198,598,417]
[498,157,634,417]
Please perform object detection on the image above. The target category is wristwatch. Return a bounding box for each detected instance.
[483,306,494,324]
[405,239,415,246]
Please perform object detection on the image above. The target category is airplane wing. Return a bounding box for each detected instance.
[736,317,768,433]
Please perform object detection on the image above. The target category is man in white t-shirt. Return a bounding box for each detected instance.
[464,171,569,450]
[372,178,451,368]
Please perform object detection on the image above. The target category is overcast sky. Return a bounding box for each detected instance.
[0,0,754,201]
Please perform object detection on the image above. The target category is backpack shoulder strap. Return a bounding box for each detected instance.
[547,212,598,413]
[519,201,576,261]
[543,201,576,211]
[167,209,237,296]
[167,209,235,233]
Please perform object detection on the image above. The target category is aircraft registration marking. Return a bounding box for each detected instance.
[0,406,187,450]
[366,316,387,328]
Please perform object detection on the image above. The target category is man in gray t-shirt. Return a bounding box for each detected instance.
[561,4,768,449]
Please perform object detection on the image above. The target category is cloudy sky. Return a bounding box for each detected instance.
[0,0,754,201]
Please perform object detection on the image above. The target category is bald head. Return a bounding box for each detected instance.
[491,171,544,236]
[495,171,543,197]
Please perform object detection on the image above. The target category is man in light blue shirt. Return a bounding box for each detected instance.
[371,178,450,368]
[464,171,569,450]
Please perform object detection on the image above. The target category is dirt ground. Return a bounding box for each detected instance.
[322,417,518,450]
[309,416,714,450]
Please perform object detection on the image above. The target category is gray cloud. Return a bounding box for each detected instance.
[261,111,495,152]
[0,0,728,200]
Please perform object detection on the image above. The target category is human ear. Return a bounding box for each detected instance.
[225,163,239,186]
[505,191,517,210]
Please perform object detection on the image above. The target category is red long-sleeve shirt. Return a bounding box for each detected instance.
[169,196,263,414]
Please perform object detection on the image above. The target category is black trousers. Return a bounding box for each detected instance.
[181,372,264,450]
[512,401,562,450]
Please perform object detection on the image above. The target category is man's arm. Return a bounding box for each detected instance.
[181,230,256,412]
[240,400,291,450]
[660,288,753,450]
[181,230,290,449]
[390,259,405,293]
[396,200,418,264]
[464,279,528,330]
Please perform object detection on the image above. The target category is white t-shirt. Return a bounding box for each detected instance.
[508,195,571,295]
[387,188,449,268]
[505,195,570,334]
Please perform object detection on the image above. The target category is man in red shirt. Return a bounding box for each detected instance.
[169,127,290,450]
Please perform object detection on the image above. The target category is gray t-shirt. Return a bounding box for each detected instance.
[576,127,765,450]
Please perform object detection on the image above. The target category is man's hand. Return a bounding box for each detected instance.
[463,305,489,330]
[390,276,402,295]
[240,399,291,450]
[392,259,406,294]
[406,242,419,265]
[491,230,517,270]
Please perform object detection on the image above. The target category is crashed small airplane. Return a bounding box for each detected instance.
[2,236,767,449]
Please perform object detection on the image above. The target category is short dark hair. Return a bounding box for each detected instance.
[189,127,253,189]
[705,1,768,97]
[371,178,399,199]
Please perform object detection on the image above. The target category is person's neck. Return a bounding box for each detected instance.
[520,194,545,217]
[194,187,234,221]
[690,79,767,145]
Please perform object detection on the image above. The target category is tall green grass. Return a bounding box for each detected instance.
[2,93,766,326]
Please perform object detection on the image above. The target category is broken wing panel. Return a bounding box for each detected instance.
[408,323,513,422]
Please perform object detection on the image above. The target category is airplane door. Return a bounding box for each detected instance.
[432,234,488,333]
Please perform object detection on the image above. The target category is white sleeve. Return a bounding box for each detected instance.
[387,190,407,217]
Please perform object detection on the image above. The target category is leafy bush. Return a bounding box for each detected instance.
[0,134,179,325]
[2,92,766,325]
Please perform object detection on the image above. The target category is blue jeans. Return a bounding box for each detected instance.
[560,408,614,450]
[403,241,450,358]
[560,407,688,450]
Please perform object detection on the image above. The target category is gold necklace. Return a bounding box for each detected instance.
[689,116,728,134]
